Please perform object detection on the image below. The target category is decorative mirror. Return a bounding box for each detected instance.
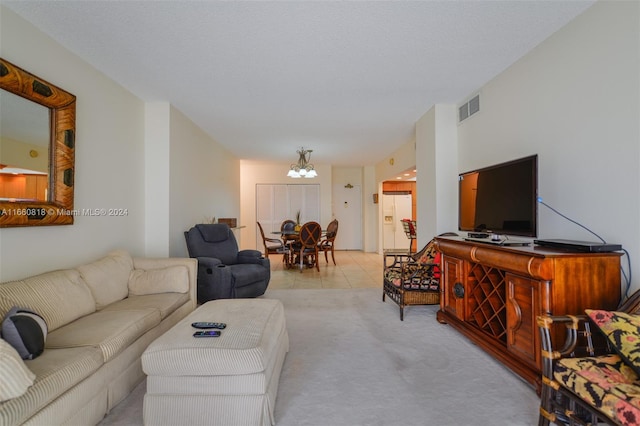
[0,58,76,227]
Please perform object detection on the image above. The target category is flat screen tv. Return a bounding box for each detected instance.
[458,155,538,238]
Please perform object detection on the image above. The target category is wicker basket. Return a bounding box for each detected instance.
[403,289,440,305]
[383,278,440,320]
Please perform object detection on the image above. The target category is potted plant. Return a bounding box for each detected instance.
[294,210,302,231]
[202,216,216,224]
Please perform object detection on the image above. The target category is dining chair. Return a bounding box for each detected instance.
[296,221,321,272]
[318,219,339,265]
[401,218,417,254]
[256,222,288,262]
[280,219,298,266]
[280,219,298,244]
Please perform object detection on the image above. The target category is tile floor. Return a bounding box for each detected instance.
[267,250,383,289]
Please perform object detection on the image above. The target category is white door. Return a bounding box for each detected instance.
[332,184,362,250]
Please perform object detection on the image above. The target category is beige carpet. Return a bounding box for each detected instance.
[99,288,540,426]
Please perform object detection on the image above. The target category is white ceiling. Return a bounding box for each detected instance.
[2,1,594,167]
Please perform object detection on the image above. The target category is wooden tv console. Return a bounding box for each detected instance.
[435,236,622,390]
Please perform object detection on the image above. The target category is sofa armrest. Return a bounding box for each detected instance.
[132,257,197,309]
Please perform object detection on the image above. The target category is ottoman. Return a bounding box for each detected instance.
[141,298,289,426]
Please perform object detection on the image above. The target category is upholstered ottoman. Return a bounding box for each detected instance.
[141,298,289,426]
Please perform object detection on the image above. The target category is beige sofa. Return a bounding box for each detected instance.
[0,250,197,426]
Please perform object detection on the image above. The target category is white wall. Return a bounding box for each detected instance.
[0,7,146,281]
[362,165,378,252]
[374,138,416,183]
[0,6,241,280]
[415,104,458,248]
[454,2,640,294]
[144,103,171,257]
[169,106,240,258]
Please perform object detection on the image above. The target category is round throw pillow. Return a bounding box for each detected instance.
[1,307,48,360]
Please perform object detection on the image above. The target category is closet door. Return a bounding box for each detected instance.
[291,184,320,224]
[256,184,320,248]
[273,185,289,226]
[256,184,286,248]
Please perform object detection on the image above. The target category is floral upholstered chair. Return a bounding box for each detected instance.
[384,241,440,290]
[383,237,442,321]
[537,291,640,426]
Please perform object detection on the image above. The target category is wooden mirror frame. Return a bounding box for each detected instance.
[0,58,76,227]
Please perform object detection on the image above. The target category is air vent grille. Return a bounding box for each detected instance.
[469,94,480,115]
[459,93,480,123]
[458,104,469,122]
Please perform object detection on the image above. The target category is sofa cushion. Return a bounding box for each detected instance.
[0,346,103,426]
[46,308,161,362]
[128,265,189,296]
[554,354,640,426]
[77,250,134,310]
[2,307,48,360]
[586,309,640,376]
[102,293,190,320]
[0,338,35,402]
[0,269,95,332]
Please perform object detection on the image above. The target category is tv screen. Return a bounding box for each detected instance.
[458,155,538,237]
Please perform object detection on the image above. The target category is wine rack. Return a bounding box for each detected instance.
[467,263,507,343]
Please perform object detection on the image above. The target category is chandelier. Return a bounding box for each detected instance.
[287,147,317,178]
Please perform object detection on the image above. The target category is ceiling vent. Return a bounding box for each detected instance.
[458,94,480,123]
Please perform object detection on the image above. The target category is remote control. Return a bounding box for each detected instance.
[191,322,227,329]
[193,330,221,338]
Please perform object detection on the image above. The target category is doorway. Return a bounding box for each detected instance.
[382,192,412,251]
[381,174,416,252]
[332,183,362,250]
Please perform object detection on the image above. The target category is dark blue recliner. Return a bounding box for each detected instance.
[184,224,270,303]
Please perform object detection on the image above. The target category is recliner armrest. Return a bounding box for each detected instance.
[237,251,270,271]
[196,256,222,268]
[238,249,264,264]
[196,256,232,301]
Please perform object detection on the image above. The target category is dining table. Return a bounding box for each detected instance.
[271,228,325,270]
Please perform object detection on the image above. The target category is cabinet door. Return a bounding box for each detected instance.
[506,273,541,370]
[442,256,465,320]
